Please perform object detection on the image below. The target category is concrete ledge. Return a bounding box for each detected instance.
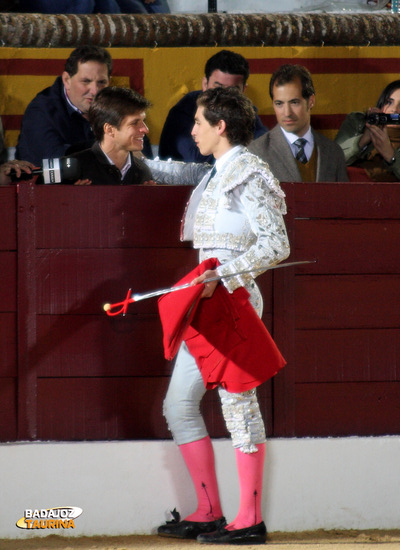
[0,12,400,48]
[2,436,399,539]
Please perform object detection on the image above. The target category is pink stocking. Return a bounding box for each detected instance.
[227,443,265,530]
[179,436,223,522]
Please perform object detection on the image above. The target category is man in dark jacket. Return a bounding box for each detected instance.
[16,46,113,166]
[18,0,170,13]
[68,86,152,185]
[158,50,267,163]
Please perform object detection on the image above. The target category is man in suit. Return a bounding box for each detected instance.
[249,64,348,182]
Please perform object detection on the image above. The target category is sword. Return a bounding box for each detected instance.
[103,259,316,317]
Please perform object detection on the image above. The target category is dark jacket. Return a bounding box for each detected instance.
[16,76,153,165]
[16,76,95,166]
[67,142,152,185]
[19,0,170,13]
[158,90,267,163]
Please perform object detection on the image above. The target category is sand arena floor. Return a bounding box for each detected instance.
[2,530,400,550]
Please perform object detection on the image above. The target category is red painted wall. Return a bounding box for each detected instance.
[0,181,399,442]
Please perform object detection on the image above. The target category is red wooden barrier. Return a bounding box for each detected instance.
[274,182,400,437]
[0,182,399,442]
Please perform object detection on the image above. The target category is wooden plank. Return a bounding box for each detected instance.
[0,377,17,441]
[5,182,400,442]
[0,252,16,312]
[0,187,16,250]
[272,184,298,437]
[17,182,37,440]
[35,247,198,315]
[201,389,229,437]
[37,377,273,441]
[37,377,172,440]
[282,182,400,220]
[257,383,273,437]
[35,185,192,249]
[294,382,400,436]
[295,275,400,329]
[295,329,400,383]
[257,270,273,318]
[35,314,169,377]
[294,220,400,274]
[0,313,17,377]
[35,247,271,315]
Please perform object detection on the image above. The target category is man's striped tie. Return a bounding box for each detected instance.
[294,138,308,164]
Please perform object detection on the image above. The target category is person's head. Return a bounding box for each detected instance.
[269,64,315,137]
[202,50,250,93]
[89,86,151,152]
[376,80,400,113]
[192,86,255,159]
[62,46,113,115]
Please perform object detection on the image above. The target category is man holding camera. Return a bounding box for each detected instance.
[335,80,400,181]
[249,63,348,183]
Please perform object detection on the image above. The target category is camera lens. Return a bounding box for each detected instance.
[366,113,400,125]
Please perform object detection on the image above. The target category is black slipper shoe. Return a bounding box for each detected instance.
[157,509,226,540]
[197,521,267,544]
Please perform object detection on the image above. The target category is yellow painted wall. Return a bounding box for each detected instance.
[1,45,400,147]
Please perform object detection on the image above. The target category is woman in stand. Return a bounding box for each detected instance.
[335,80,400,181]
[151,86,290,545]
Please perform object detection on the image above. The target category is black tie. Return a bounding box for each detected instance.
[294,138,308,164]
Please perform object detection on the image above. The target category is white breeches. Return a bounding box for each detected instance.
[163,342,266,454]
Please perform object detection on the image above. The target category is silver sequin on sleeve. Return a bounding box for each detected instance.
[193,150,290,293]
[218,387,267,454]
[144,157,211,186]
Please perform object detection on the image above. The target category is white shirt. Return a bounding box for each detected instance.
[182,146,245,241]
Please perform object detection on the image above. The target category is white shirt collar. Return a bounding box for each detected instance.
[100,145,132,179]
[64,86,83,115]
[215,145,245,173]
[280,126,313,146]
[280,126,314,161]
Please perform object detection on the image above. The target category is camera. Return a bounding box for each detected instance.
[10,157,80,183]
[366,113,400,125]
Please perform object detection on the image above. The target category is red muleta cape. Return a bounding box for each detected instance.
[158,258,286,393]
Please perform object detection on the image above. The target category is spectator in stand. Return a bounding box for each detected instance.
[16,46,153,165]
[158,49,267,163]
[335,80,400,181]
[249,63,348,182]
[18,0,170,13]
[18,0,100,12]
[110,0,170,13]
[15,46,113,166]
[66,86,153,185]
